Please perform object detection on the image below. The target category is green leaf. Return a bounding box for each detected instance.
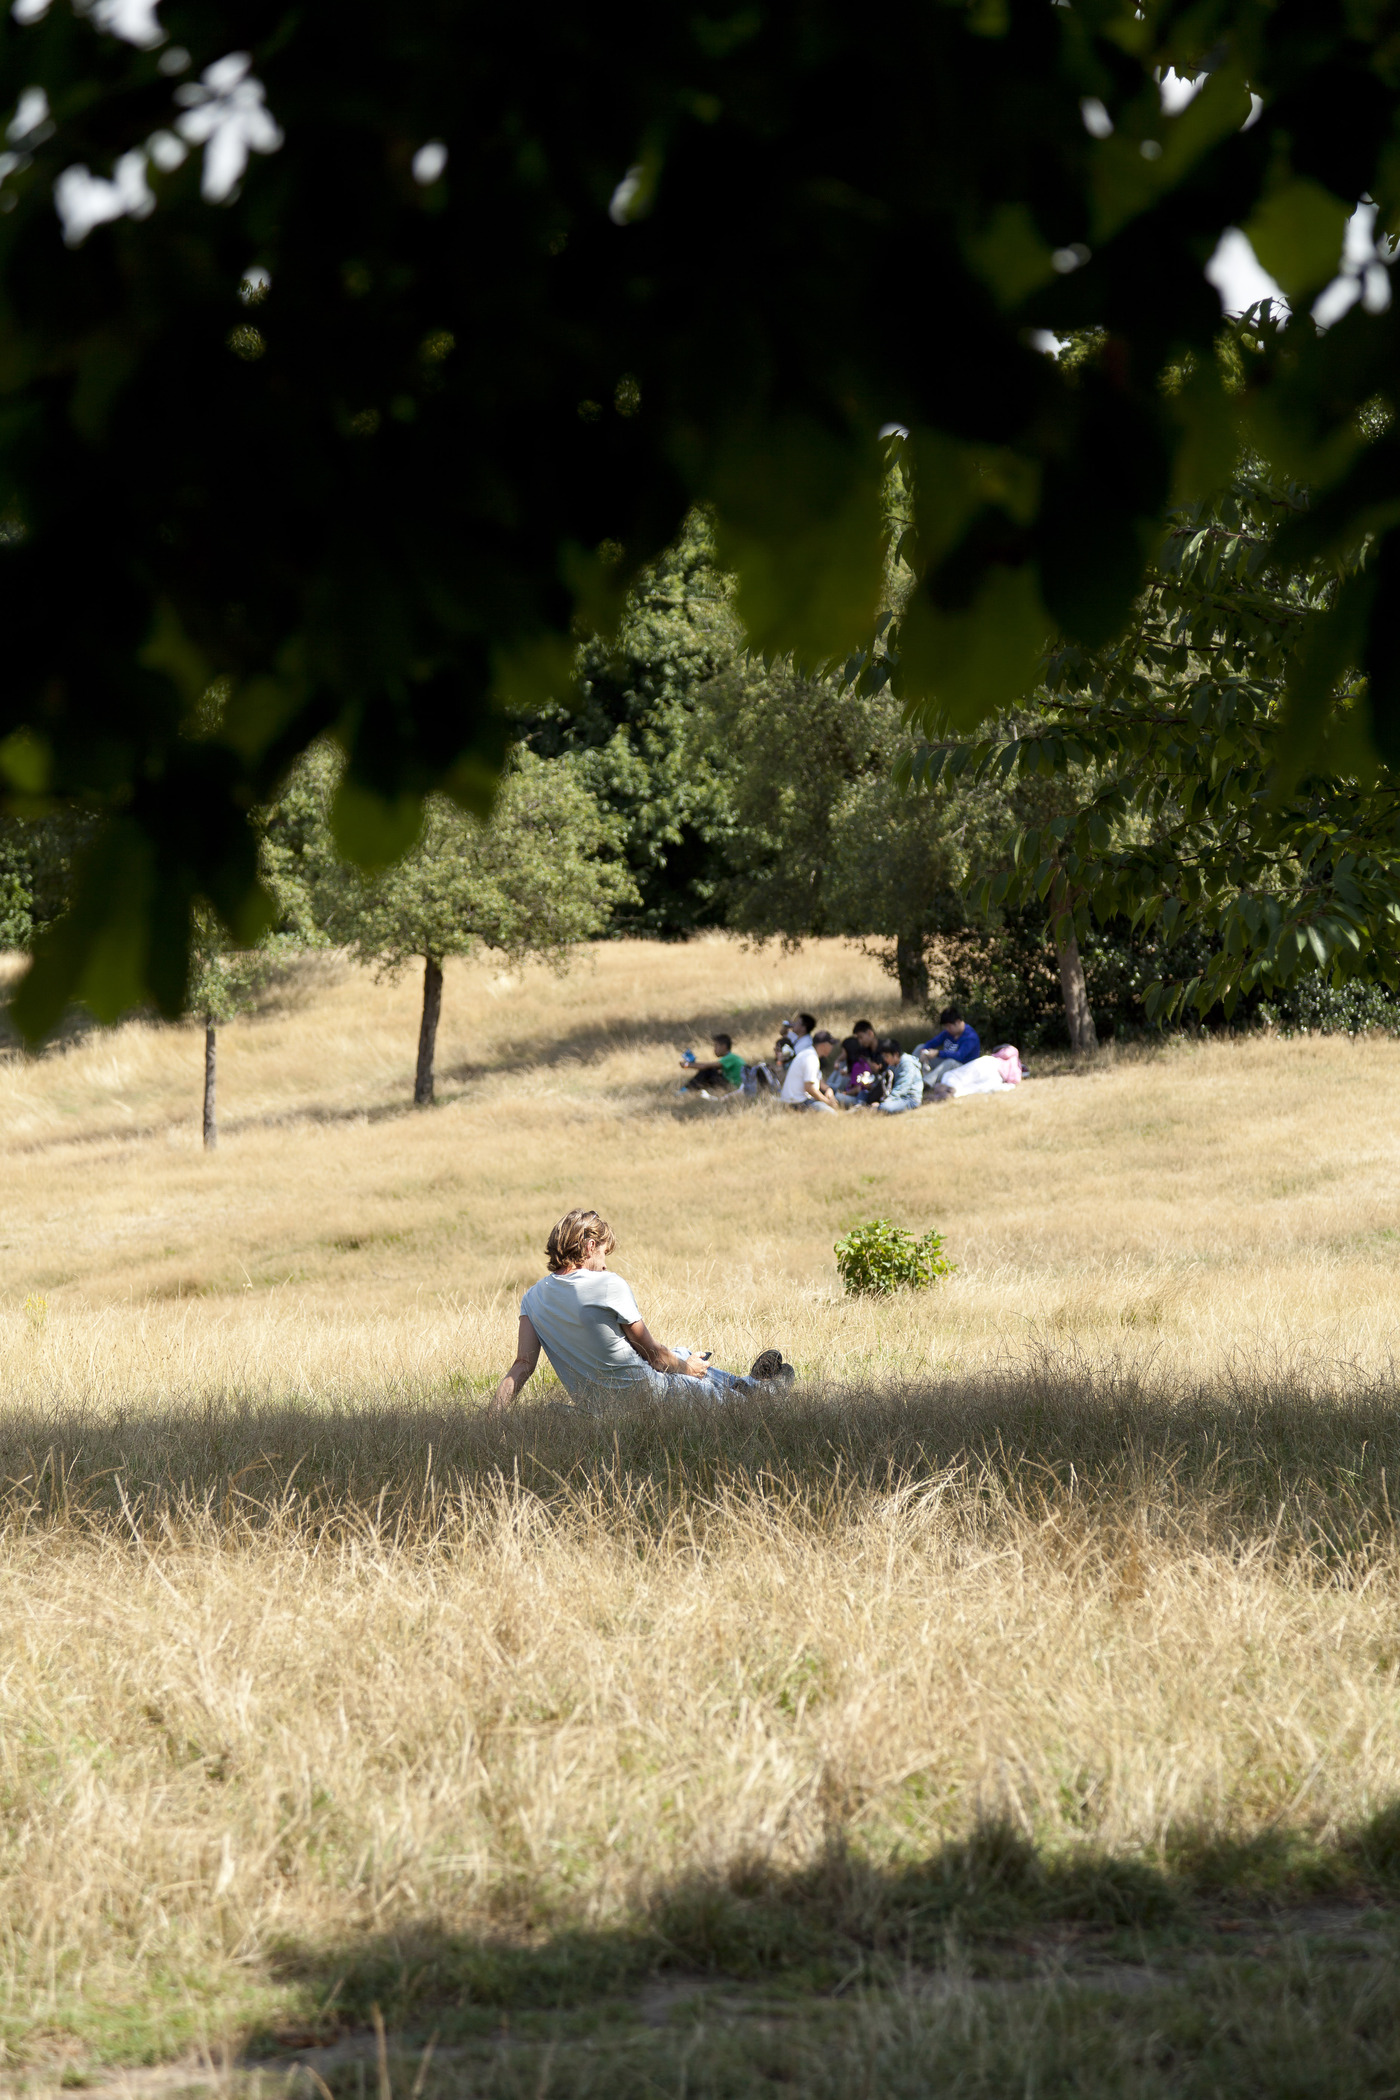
[1244,177,1350,302]
[0,729,50,794]
[138,600,211,707]
[1091,64,1254,244]
[962,202,1056,310]
[710,419,885,663]
[331,778,425,871]
[899,562,1050,731]
[11,819,159,1040]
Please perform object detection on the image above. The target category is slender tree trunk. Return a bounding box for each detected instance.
[414,954,444,1106]
[203,1020,217,1149]
[895,932,929,1007]
[1056,932,1098,1056]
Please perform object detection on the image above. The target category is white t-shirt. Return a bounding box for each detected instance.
[781,1043,820,1103]
[520,1268,649,1400]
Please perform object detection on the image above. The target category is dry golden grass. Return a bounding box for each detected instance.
[0,935,1397,2084]
[0,931,1395,1401]
[3,1380,1400,2081]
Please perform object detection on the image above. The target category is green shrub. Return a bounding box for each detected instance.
[1259,976,1400,1037]
[833,1219,955,1298]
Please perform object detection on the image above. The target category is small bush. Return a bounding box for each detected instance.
[833,1219,955,1298]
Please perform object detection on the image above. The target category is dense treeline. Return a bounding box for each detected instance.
[4,487,1397,1076]
[8,357,1400,1077]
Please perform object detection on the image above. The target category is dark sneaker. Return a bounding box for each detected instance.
[748,1350,796,1383]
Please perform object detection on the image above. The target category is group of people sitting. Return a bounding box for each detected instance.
[676,1009,1023,1113]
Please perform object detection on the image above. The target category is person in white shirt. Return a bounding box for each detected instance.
[781,1027,838,1113]
[490,1209,795,1411]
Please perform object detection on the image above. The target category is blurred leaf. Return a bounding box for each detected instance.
[1244,178,1350,301]
[711,419,885,663]
[1091,65,1253,244]
[11,819,158,1037]
[492,633,579,718]
[1363,530,1400,769]
[1169,359,1239,505]
[1277,566,1375,784]
[900,562,1051,731]
[331,777,425,871]
[963,203,1056,310]
[0,730,49,795]
[138,602,211,708]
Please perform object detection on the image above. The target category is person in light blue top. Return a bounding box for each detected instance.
[917,1006,981,1087]
[867,1034,924,1115]
[490,1208,795,1412]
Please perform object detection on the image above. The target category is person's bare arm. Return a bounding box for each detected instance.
[490,1315,542,1411]
[622,1318,708,1379]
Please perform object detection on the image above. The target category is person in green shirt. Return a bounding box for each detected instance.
[678,1032,747,1094]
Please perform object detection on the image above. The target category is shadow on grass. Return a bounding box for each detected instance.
[3,1362,1400,1561]
[252,1813,1400,2045]
[227,985,892,1130]
[433,982,901,1080]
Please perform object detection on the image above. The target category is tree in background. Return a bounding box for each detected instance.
[905,448,1400,1030]
[266,746,635,1105]
[528,516,740,937]
[694,661,992,1005]
[0,810,96,955]
[557,512,1104,1030]
[184,906,284,1148]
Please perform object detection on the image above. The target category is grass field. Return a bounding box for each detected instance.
[1,936,1399,2096]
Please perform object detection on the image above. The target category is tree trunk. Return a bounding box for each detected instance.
[895,933,929,1007]
[1056,932,1098,1056]
[203,1020,217,1149]
[414,954,444,1106]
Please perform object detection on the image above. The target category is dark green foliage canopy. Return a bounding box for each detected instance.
[0,808,91,953]
[2,0,1399,1029]
[907,455,1400,1018]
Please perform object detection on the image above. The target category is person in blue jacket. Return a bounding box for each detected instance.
[917,1007,981,1087]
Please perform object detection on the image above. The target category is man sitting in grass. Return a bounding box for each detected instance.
[678,1032,747,1095]
[781,1027,840,1113]
[917,1006,981,1086]
[490,1208,795,1411]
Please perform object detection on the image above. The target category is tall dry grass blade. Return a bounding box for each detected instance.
[372,2003,389,2100]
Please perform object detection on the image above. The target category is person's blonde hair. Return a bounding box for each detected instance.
[545,1208,617,1273]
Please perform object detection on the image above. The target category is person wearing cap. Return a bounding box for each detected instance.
[781,1027,839,1113]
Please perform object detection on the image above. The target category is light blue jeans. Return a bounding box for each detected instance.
[878,1094,921,1114]
[645,1358,754,1402]
[922,1057,960,1086]
[579,1362,755,1407]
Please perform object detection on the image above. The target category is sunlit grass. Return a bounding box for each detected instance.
[0,938,1398,2083]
